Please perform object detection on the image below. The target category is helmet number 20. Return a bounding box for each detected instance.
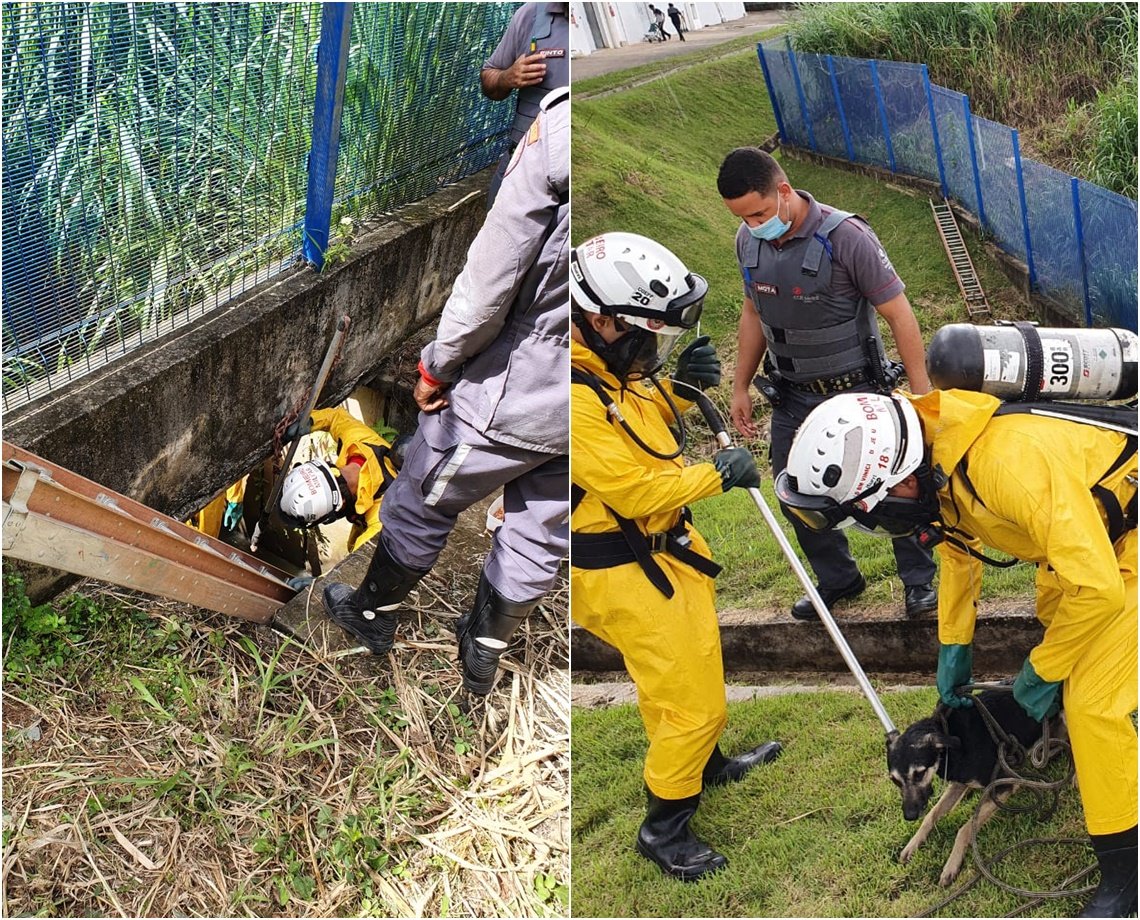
[630,290,651,306]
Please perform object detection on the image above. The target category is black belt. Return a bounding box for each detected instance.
[571,507,722,598]
[784,366,873,395]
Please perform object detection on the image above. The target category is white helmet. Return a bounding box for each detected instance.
[775,393,927,535]
[571,232,707,379]
[279,459,345,528]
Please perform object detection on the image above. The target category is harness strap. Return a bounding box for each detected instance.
[1012,322,1045,401]
[801,209,853,277]
[365,442,397,499]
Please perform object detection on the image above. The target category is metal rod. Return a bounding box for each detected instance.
[692,391,897,735]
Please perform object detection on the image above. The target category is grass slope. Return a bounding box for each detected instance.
[572,46,1037,610]
[571,691,1088,918]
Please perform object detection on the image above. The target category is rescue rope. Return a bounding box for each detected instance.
[917,686,1094,917]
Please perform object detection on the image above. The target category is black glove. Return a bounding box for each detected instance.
[283,415,311,443]
[714,447,760,491]
[673,335,721,391]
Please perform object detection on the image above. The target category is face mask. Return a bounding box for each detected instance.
[748,192,790,241]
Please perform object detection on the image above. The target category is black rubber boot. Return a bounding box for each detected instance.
[702,741,783,787]
[1079,826,1138,918]
[454,572,537,695]
[322,539,427,655]
[635,790,727,882]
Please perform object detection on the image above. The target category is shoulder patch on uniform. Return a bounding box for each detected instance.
[527,118,542,145]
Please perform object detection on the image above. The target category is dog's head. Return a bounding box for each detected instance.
[886,720,961,821]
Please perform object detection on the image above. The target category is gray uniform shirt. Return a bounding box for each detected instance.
[483,3,570,145]
[420,88,569,455]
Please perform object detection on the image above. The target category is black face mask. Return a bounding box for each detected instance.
[847,462,946,538]
[574,313,672,381]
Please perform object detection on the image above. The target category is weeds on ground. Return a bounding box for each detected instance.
[2,567,569,918]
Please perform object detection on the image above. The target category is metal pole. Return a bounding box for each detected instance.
[786,35,817,152]
[923,65,949,199]
[302,2,354,271]
[1012,129,1036,290]
[871,60,896,174]
[963,94,987,230]
[692,391,897,736]
[827,55,855,162]
[756,41,788,145]
[1071,177,1093,327]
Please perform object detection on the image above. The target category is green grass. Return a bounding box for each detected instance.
[571,691,1089,918]
[572,48,1037,610]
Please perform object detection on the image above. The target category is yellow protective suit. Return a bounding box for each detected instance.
[309,408,399,553]
[570,340,727,799]
[189,477,248,538]
[906,389,1137,835]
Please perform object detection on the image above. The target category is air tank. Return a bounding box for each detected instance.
[926,323,1137,401]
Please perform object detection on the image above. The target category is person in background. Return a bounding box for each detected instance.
[667,3,686,41]
[480,3,569,208]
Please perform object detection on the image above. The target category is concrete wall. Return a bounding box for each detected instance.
[5,171,493,595]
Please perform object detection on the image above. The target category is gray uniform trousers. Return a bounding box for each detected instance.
[379,407,569,604]
[767,383,937,590]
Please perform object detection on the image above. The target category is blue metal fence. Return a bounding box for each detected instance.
[2,2,517,409]
[757,37,1138,330]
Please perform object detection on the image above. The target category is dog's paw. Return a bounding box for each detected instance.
[939,860,963,887]
[899,841,918,865]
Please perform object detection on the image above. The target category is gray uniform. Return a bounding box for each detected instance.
[381,88,569,603]
[734,191,936,591]
[483,2,569,207]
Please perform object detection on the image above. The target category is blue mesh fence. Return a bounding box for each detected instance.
[972,115,1027,263]
[757,37,1137,330]
[2,2,517,409]
[876,61,938,184]
[930,85,977,215]
[1078,180,1138,330]
[333,3,514,220]
[1021,159,1083,319]
[832,57,888,167]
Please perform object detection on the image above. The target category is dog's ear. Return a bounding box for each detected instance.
[922,731,959,753]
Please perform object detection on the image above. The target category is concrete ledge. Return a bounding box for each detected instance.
[6,170,493,524]
[571,602,1043,675]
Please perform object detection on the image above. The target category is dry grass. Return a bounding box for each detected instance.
[2,565,569,917]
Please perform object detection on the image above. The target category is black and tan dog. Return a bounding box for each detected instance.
[886,689,1064,886]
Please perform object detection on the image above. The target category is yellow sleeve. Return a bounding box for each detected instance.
[571,384,723,522]
[350,506,383,553]
[225,475,247,504]
[935,535,983,645]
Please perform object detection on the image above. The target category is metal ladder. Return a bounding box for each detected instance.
[930,198,990,318]
[2,440,295,623]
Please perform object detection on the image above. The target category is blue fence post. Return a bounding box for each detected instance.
[1011,129,1036,290]
[785,36,817,151]
[756,42,788,145]
[963,95,987,230]
[922,65,949,198]
[827,55,855,162]
[1071,178,1093,326]
[870,60,896,173]
[302,2,354,272]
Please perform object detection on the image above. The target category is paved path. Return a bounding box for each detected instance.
[572,10,793,83]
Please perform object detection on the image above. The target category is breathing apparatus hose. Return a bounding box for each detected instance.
[682,382,897,736]
[571,369,688,460]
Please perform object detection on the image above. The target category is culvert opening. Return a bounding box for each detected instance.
[185,377,419,579]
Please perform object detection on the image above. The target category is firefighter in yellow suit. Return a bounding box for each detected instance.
[190,477,247,539]
[779,388,1137,918]
[570,232,782,882]
[278,407,403,554]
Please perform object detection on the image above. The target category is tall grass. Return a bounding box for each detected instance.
[1,2,515,404]
[788,2,1138,197]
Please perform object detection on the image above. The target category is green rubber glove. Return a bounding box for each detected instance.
[222,500,243,530]
[673,335,721,391]
[1012,657,1062,722]
[713,447,761,491]
[936,643,974,709]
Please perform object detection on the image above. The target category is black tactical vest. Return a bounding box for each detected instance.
[741,209,886,383]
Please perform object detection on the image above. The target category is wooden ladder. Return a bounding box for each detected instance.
[2,441,295,623]
[931,198,990,319]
